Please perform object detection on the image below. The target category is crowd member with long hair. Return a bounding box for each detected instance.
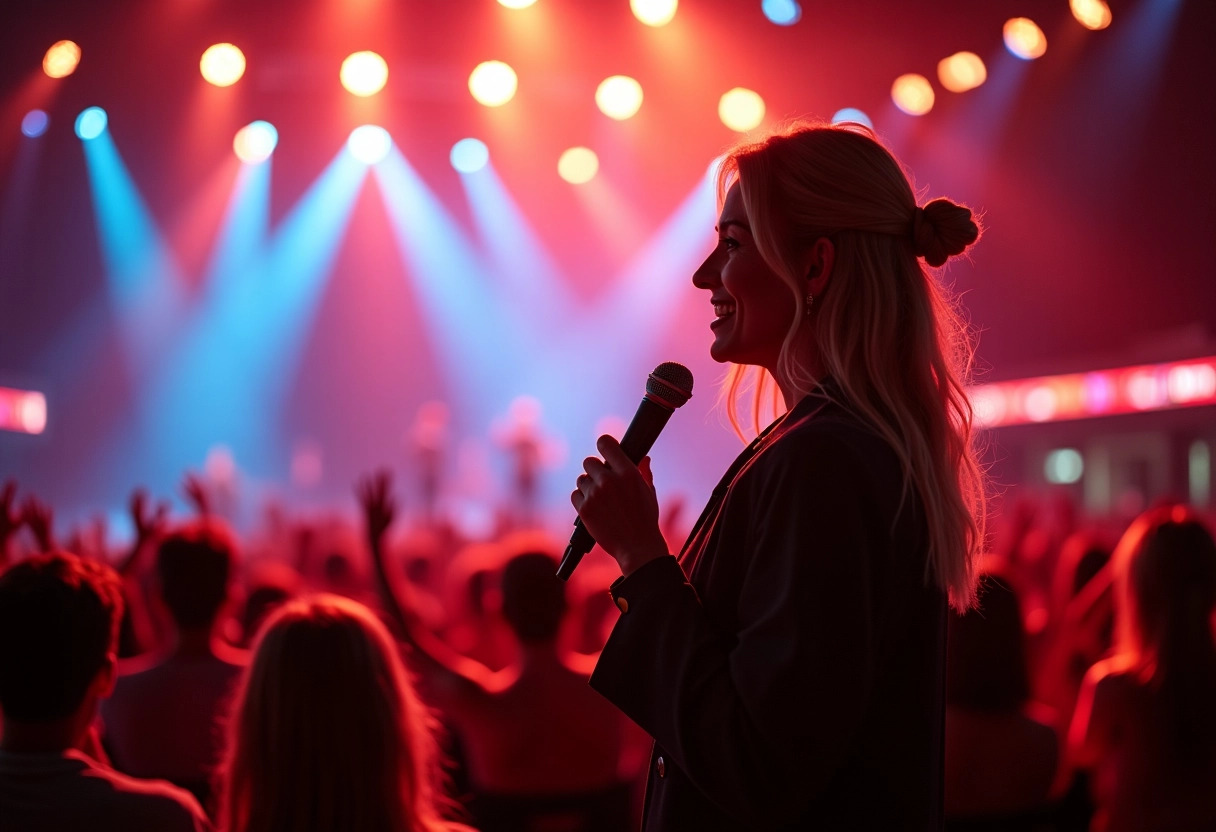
[1068,505,1216,831]
[571,121,986,829]
[944,573,1057,827]
[215,594,469,832]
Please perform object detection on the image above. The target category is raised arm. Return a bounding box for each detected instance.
[116,488,169,577]
[355,471,494,691]
[181,471,213,519]
[0,481,23,566]
[21,494,57,554]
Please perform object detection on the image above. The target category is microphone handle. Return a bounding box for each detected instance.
[556,395,675,581]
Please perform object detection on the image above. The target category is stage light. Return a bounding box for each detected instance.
[347,125,392,164]
[970,386,1007,429]
[498,0,537,6]
[1167,363,1216,404]
[1023,385,1058,422]
[21,110,49,138]
[19,393,46,435]
[762,0,801,26]
[1127,370,1167,410]
[469,61,518,107]
[451,138,490,173]
[937,51,987,93]
[234,121,278,164]
[1045,449,1084,484]
[596,75,644,120]
[43,40,81,78]
[558,147,598,184]
[891,74,934,116]
[1070,0,1112,31]
[75,107,108,140]
[1004,18,1047,60]
[831,107,873,129]
[340,51,388,97]
[631,0,677,27]
[200,43,246,87]
[718,88,765,132]
[0,387,47,435]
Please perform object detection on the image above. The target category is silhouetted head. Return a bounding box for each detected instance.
[946,573,1030,712]
[1113,505,1216,666]
[500,551,566,645]
[219,594,451,832]
[239,562,301,647]
[0,551,122,722]
[156,519,237,631]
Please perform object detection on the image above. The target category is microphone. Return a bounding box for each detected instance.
[557,362,694,581]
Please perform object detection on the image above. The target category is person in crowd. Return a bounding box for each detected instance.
[358,471,645,832]
[234,561,301,648]
[1067,505,1216,831]
[1037,530,1113,737]
[0,551,209,831]
[101,518,246,807]
[440,541,518,672]
[571,121,985,829]
[215,593,469,832]
[944,572,1058,828]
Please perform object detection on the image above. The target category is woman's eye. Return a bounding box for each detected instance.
[721,237,739,251]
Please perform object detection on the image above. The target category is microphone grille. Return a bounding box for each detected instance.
[647,362,694,408]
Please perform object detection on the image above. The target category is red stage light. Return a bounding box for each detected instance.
[0,387,47,435]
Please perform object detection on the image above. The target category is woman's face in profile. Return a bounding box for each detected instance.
[692,183,796,372]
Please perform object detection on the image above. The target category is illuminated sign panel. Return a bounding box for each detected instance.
[971,357,1216,428]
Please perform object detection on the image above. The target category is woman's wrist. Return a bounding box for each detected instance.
[617,538,669,577]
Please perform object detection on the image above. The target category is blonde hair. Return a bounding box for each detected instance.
[218,595,460,832]
[717,121,985,611]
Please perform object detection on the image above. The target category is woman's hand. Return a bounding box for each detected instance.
[572,435,668,577]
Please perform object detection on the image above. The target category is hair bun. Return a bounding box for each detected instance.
[911,198,980,267]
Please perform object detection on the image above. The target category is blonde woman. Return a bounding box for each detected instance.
[216,595,469,832]
[572,122,985,830]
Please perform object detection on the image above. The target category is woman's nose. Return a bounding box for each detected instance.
[692,252,719,289]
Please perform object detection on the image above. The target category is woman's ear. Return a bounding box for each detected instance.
[805,236,834,298]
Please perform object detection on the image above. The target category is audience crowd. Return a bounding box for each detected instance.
[0,473,1213,831]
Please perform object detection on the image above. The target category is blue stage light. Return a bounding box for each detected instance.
[21,110,49,138]
[75,107,108,140]
[451,138,490,173]
[831,107,874,129]
[347,125,392,165]
[234,120,279,164]
[762,0,801,25]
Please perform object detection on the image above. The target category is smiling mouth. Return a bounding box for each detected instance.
[713,303,735,320]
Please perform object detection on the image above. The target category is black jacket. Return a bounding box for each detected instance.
[590,388,947,830]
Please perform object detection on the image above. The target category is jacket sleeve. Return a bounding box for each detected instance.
[590,431,888,827]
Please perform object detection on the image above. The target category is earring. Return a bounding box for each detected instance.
[805,292,814,316]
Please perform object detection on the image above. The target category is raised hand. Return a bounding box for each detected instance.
[130,488,170,545]
[0,481,23,563]
[356,469,397,549]
[21,495,56,553]
[181,471,212,517]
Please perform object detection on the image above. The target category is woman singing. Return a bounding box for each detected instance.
[572,122,986,830]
